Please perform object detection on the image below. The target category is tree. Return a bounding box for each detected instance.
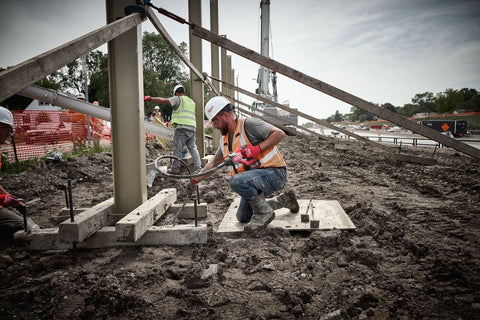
[381,102,396,113]
[411,92,437,114]
[435,89,463,113]
[88,52,109,106]
[142,32,189,115]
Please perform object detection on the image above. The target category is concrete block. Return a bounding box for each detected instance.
[169,202,207,218]
[58,197,115,244]
[116,188,176,242]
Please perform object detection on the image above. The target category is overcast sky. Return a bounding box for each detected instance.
[1,0,479,120]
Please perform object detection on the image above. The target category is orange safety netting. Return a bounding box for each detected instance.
[0,110,111,163]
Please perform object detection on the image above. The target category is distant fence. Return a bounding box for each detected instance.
[1,110,111,163]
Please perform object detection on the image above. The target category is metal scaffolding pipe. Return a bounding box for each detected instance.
[18,85,173,140]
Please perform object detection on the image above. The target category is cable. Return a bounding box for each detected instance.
[154,155,230,179]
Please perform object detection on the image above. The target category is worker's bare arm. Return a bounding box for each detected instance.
[258,126,286,151]
[195,154,224,183]
[150,97,170,105]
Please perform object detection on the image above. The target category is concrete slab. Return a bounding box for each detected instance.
[169,202,208,219]
[15,224,207,250]
[217,198,356,233]
[116,188,176,242]
[58,197,115,244]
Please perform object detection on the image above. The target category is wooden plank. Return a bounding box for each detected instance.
[217,198,355,233]
[58,198,115,243]
[15,225,208,250]
[116,188,176,242]
[224,82,390,151]
[234,99,328,141]
[190,24,480,159]
[146,6,219,96]
[0,13,144,102]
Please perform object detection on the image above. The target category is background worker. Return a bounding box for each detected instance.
[193,96,299,230]
[152,106,163,122]
[145,85,202,174]
[0,106,27,243]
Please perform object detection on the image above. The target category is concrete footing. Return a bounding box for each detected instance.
[14,188,208,250]
[15,224,207,250]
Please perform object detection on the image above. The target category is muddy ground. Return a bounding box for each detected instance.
[1,135,479,319]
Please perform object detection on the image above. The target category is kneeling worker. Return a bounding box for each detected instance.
[193,96,299,230]
[0,106,28,243]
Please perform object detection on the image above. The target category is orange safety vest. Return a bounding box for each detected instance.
[222,118,286,176]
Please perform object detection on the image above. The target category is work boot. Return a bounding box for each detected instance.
[244,193,275,231]
[267,190,300,213]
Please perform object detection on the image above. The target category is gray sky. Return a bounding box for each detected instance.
[1,0,479,120]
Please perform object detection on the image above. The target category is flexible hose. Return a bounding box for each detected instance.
[152,155,231,224]
[153,155,228,179]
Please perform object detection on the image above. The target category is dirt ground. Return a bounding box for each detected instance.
[1,134,479,319]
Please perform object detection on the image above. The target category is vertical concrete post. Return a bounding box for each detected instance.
[226,55,232,98]
[210,0,221,150]
[106,0,147,215]
[221,37,228,96]
[188,0,205,157]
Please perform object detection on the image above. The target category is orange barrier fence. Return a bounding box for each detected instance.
[0,110,111,163]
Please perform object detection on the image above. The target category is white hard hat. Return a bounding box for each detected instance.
[205,96,230,121]
[0,106,14,127]
[173,84,184,95]
[154,106,160,110]
[76,92,85,100]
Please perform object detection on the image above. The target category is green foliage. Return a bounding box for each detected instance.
[142,32,190,116]
[142,32,188,84]
[0,157,39,175]
[333,88,479,122]
[88,52,109,106]
[68,140,111,159]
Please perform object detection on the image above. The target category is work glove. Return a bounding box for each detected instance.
[0,194,25,208]
[239,144,261,159]
[144,96,151,102]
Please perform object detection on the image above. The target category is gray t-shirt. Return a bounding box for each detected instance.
[216,118,273,157]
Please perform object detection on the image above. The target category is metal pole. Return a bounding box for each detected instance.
[10,134,18,163]
[68,179,74,222]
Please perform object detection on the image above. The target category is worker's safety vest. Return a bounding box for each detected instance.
[223,118,286,176]
[171,96,196,128]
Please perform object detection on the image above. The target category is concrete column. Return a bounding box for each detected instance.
[226,55,232,98]
[221,36,228,96]
[106,0,147,215]
[188,0,205,157]
[210,0,221,150]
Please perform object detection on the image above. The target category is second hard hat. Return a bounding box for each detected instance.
[205,96,230,121]
[154,106,160,110]
[173,84,184,95]
[0,106,14,127]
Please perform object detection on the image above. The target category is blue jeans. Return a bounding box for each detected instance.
[171,128,202,171]
[229,167,287,222]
